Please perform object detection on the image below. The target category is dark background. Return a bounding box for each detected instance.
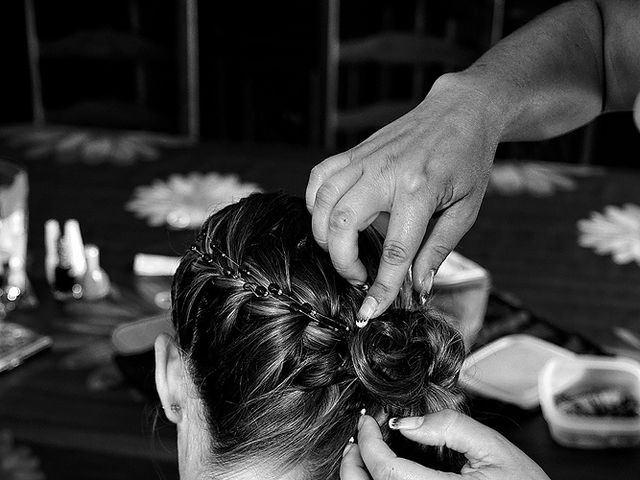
[1,0,639,164]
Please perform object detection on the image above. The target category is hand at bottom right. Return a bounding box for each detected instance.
[341,409,551,480]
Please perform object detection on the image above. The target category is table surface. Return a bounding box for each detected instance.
[2,141,640,480]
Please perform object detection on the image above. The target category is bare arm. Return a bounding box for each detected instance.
[453,0,640,141]
[307,0,640,322]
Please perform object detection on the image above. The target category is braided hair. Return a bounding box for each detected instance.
[171,192,465,479]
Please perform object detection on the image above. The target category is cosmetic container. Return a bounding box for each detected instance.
[539,355,640,448]
[460,334,574,409]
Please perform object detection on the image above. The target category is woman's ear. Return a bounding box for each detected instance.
[154,333,186,424]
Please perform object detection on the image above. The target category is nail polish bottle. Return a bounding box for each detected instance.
[52,236,83,300]
[81,244,110,300]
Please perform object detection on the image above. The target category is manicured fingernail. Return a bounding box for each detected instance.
[357,296,378,327]
[388,416,424,430]
[418,269,437,305]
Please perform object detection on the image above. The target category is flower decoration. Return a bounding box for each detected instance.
[488,161,599,197]
[127,172,261,229]
[0,430,44,480]
[0,124,188,165]
[577,204,640,266]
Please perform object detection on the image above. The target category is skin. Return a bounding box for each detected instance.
[306,0,640,323]
[341,412,550,480]
[154,334,304,480]
[155,3,640,478]
[156,334,549,480]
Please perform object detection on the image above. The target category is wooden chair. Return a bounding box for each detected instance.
[323,0,505,150]
[22,0,200,142]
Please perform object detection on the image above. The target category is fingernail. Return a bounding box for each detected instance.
[418,269,436,305]
[343,441,354,457]
[357,296,378,327]
[388,416,424,430]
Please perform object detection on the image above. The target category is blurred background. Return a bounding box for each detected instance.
[1,0,638,164]
[1,2,640,480]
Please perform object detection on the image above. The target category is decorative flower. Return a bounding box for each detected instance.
[577,204,640,265]
[488,161,599,196]
[0,124,188,165]
[127,172,261,229]
[0,430,45,480]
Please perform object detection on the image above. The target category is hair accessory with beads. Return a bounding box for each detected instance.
[190,237,349,332]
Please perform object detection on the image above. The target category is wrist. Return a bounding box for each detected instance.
[431,71,519,142]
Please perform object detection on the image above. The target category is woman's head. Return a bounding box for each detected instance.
[155,192,465,480]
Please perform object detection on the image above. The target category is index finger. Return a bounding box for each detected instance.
[306,152,353,212]
[392,410,505,461]
[358,416,455,480]
[340,444,371,480]
[357,193,434,325]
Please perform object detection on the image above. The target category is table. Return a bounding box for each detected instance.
[1,142,639,479]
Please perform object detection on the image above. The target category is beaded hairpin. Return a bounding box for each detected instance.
[190,237,350,333]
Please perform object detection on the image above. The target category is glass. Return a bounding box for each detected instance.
[0,159,29,318]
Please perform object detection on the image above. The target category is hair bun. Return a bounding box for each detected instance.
[350,309,465,412]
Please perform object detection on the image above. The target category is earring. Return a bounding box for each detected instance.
[163,404,182,414]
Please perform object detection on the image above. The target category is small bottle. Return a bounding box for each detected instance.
[53,236,83,300]
[81,244,110,300]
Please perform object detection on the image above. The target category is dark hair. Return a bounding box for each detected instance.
[171,192,465,479]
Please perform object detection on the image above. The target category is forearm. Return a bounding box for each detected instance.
[444,0,606,142]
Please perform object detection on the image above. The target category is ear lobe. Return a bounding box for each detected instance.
[154,333,186,424]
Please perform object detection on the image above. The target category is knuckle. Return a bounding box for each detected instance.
[333,261,357,278]
[309,164,324,183]
[371,279,394,298]
[314,183,340,209]
[430,243,452,263]
[328,206,358,233]
[381,241,411,266]
[346,148,356,163]
[439,409,462,437]
[398,171,428,196]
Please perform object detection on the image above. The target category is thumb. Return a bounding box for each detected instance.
[340,443,371,480]
[390,409,505,463]
[359,415,461,480]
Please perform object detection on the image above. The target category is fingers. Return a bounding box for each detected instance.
[306,151,355,212]
[358,416,456,480]
[340,444,371,480]
[390,409,504,462]
[412,201,478,292]
[310,162,364,250]
[327,181,387,285]
[357,189,434,324]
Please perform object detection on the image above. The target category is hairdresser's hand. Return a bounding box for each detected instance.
[340,411,550,480]
[306,73,502,323]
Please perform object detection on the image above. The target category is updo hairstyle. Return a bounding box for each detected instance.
[171,192,465,479]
